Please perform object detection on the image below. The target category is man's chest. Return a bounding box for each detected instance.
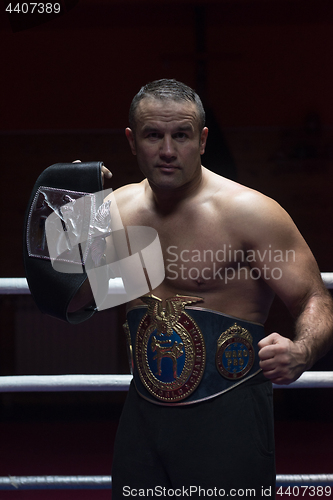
[161,230,247,287]
[121,206,248,287]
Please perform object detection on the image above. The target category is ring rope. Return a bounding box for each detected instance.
[0,475,111,490]
[0,277,126,294]
[0,474,331,490]
[1,274,333,294]
[0,372,331,392]
[0,374,132,392]
[277,474,333,486]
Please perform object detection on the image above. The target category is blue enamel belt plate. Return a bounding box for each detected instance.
[125,294,265,406]
[134,295,206,403]
[216,324,255,379]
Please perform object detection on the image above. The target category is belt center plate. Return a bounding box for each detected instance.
[135,295,206,402]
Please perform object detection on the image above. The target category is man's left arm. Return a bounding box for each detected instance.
[243,193,333,385]
[258,282,333,384]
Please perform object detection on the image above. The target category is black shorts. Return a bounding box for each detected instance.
[112,372,275,499]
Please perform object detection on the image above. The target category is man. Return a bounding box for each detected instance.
[99,79,333,498]
[26,78,328,496]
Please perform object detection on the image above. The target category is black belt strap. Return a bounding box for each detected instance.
[23,161,104,324]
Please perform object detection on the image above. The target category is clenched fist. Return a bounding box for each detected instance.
[258,332,309,385]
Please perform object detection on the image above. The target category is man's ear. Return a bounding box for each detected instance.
[200,127,208,155]
[125,128,137,156]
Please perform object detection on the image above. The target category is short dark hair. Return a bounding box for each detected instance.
[129,79,205,131]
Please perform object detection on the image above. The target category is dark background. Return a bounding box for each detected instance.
[0,0,332,497]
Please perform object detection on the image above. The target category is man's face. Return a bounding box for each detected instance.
[126,98,208,192]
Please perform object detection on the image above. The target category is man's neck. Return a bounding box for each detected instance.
[147,167,205,214]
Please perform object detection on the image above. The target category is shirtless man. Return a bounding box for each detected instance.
[101,79,333,498]
[92,80,333,497]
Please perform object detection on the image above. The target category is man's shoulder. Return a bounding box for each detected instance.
[204,169,294,241]
[113,180,146,203]
[205,168,278,214]
[213,174,300,252]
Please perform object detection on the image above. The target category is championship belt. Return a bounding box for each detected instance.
[23,161,104,324]
[125,294,266,405]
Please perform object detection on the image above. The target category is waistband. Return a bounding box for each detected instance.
[124,294,266,406]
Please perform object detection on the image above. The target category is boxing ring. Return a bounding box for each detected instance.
[0,276,332,491]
